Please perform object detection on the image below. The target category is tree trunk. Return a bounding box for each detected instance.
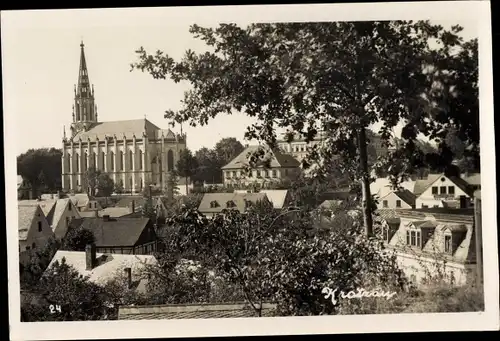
[185,177,189,195]
[357,127,374,237]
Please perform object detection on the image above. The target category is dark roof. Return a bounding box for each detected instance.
[393,189,416,206]
[198,192,269,214]
[115,196,146,209]
[79,217,151,247]
[448,175,474,196]
[396,208,474,223]
[221,145,300,170]
[118,302,277,320]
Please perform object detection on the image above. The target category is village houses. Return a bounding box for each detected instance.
[221,145,301,188]
[18,205,54,253]
[413,174,474,209]
[197,192,272,217]
[69,215,158,255]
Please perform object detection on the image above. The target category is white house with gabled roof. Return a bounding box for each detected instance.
[414,174,474,209]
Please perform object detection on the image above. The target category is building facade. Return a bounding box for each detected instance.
[221,145,301,188]
[61,42,186,194]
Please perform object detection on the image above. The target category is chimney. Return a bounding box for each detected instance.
[124,267,132,289]
[85,243,97,270]
[102,214,110,221]
[459,195,468,209]
[131,200,135,213]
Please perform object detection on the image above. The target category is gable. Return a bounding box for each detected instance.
[419,175,472,198]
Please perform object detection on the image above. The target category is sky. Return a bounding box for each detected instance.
[2,7,478,156]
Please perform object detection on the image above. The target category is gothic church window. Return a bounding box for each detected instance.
[75,154,80,172]
[110,152,115,170]
[139,150,143,170]
[120,151,124,170]
[167,150,174,172]
[101,152,105,169]
[129,151,133,168]
[94,153,98,168]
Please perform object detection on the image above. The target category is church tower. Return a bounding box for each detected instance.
[70,41,98,137]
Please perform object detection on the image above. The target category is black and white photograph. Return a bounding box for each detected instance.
[3,1,499,340]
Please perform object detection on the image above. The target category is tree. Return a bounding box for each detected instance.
[84,167,115,197]
[63,227,95,251]
[20,237,61,290]
[17,148,62,198]
[132,21,478,237]
[114,180,124,195]
[214,137,245,166]
[193,147,222,184]
[176,149,198,194]
[21,258,112,321]
[162,203,407,316]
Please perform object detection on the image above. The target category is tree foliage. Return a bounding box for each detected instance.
[176,149,199,193]
[159,202,406,316]
[214,137,245,166]
[20,237,61,289]
[84,167,115,197]
[132,21,478,237]
[17,148,62,197]
[21,258,112,321]
[62,227,95,251]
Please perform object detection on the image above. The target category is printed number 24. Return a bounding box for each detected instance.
[49,305,61,314]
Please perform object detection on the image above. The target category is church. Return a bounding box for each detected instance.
[61,42,186,194]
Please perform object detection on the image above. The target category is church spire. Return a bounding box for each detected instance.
[71,41,98,137]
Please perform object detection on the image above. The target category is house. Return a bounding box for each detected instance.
[463,173,481,191]
[98,206,135,218]
[76,216,158,255]
[414,174,474,209]
[198,192,270,217]
[18,205,54,252]
[45,244,157,291]
[43,198,81,239]
[378,189,416,209]
[115,196,146,213]
[221,145,301,188]
[118,302,277,320]
[379,209,477,286]
[69,193,102,212]
[370,177,415,198]
[259,189,291,209]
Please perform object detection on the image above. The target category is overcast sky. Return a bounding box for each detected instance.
[2,7,478,156]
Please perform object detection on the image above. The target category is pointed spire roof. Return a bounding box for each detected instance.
[77,41,91,96]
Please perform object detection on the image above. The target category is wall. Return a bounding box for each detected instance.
[52,200,81,240]
[63,137,186,194]
[20,207,54,252]
[378,192,413,209]
[223,167,299,187]
[394,252,475,287]
[416,176,469,208]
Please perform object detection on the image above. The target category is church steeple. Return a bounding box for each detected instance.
[71,41,97,136]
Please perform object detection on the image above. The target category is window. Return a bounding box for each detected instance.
[101,152,105,169]
[139,150,143,170]
[448,186,455,195]
[167,150,174,172]
[272,170,277,178]
[440,186,446,194]
[94,202,97,209]
[129,151,133,168]
[76,154,80,172]
[383,200,388,208]
[37,221,42,232]
[68,203,72,211]
[284,169,289,176]
[84,153,88,170]
[88,203,92,208]
[407,229,421,247]
[110,152,115,170]
[432,186,438,194]
[67,156,71,172]
[232,171,236,178]
[396,200,401,208]
[120,151,124,170]
[444,235,452,253]
[32,242,36,249]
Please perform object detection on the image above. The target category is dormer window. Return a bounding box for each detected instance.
[210,200,219,208]
[405,221,436,249]
[244,200,253,209]
[442,225,467,254]
[382,218,400,243]
[226,200,236,208]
